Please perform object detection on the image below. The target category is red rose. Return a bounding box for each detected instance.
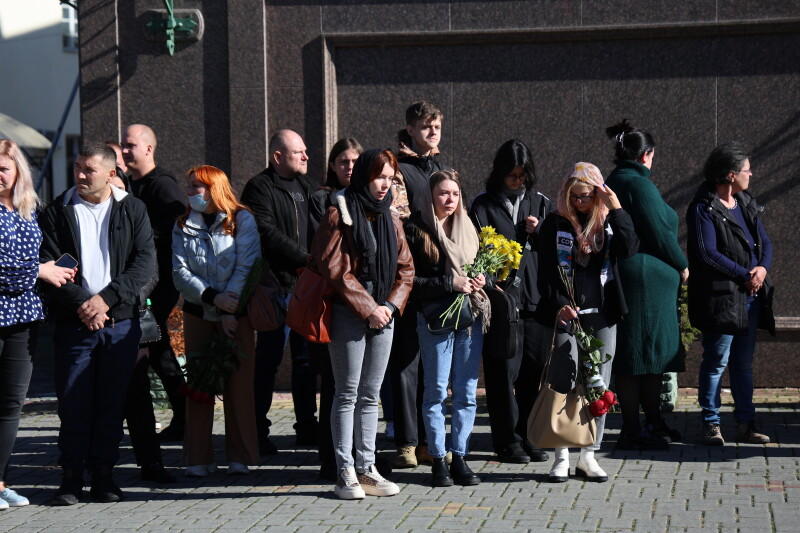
[191,391,202,403]
[589,399,609,417]
[602,390,618,406]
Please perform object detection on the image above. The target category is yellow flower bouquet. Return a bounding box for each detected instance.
[438,226,523,328]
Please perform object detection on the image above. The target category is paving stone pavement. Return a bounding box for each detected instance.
[2,389,798,532]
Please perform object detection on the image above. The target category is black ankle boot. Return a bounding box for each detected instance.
[51,468,84,506]
[449,455,480,486]
[90,466,123,503]
[431,457,453,487]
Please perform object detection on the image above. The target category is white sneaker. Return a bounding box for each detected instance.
[0,488,29,507]
[575,449,608,482]
[185,465,208,477]
[228,462,250,475]
[356,465,400,497]
[333,466,365,500]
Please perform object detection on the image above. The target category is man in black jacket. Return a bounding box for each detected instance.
[391,102,450,468]
[241,129,318,454]
[121,124,188,442]
[39,143,156,505]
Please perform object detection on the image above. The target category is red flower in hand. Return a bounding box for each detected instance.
[589,398,609,417]
[602,390,618,406]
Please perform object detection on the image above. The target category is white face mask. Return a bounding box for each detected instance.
[188,193,210,212]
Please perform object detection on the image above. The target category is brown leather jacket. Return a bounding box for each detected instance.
[311,199,414,320]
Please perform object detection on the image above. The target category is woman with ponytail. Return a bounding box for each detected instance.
[604,120,689,450]
[536,163,638,482]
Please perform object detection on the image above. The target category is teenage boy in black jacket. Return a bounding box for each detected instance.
[241,129,318,454]
[39,142,156,505]
[391,101,451,468]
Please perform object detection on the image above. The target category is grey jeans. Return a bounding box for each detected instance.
[547,313,616,451]
[329,303,395,471]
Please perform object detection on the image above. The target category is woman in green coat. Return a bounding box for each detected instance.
[604,120,688,450]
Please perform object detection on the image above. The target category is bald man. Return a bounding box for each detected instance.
[121,124,187,443]
[241,129,319,455]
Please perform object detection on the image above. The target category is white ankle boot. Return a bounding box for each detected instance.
[576,448,608,482]
[548,447,569,482]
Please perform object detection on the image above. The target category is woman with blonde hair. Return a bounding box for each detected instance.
[0,140,75,507]
[172,165,261,477]
[536,163,638,482]
[406,169,488,487]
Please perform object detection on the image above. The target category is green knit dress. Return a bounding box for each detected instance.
[605,160,688,375]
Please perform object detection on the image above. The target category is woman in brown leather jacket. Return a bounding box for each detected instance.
[311,149,414,500]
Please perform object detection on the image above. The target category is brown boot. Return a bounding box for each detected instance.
[736,421,770,444]
[393,446,417,468]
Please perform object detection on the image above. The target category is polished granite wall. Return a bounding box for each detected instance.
[78,1,799,385]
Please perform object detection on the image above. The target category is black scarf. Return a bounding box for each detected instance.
[344,149,398,303]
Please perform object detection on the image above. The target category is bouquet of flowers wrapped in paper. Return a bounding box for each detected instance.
[557,266,619,417]
[438,226,523,327]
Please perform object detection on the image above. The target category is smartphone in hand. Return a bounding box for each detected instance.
[55,253,79,270]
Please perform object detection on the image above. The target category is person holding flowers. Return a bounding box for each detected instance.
[536,162,639,483]
[172,165,261,477]
[405,169,494,487]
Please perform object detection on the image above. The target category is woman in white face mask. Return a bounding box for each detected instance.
[172,165,262,478]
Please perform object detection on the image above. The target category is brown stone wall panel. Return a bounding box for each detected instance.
[450,0,582,30]
[266,5,320,88]
[335,81,452,155]
[115,0,230,175]
[583,1,717,26]
[229,86,268,189]
[718,0,800,21]
[321,1,448,33]
[450,82,583,203]
[79,0,122,140]
[716,35,800,319]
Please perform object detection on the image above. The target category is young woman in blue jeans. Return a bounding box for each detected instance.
[405,169,489,487]
[312,149,414,500]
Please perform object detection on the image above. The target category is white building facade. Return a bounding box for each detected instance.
[0,0,80,200]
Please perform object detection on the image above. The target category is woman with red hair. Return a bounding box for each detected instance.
[172,165,261,477]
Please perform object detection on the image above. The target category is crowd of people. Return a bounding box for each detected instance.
[0,100,774,507]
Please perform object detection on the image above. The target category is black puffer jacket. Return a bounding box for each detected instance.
[38,187,156,324]
[470,188,552,312]
[686,184,775,335]
[398,152,449,217]
[241,167,315,289]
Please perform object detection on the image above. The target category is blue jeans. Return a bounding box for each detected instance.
[699,302,760,425]
[54,319,140,469]
[418,314,483,458]
[329,303,395,471]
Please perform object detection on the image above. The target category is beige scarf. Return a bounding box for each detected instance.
[420,185,492,331]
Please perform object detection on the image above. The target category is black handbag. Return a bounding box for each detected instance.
[420,294,474,334]
[139,305,161,345]
[483,286,519,360]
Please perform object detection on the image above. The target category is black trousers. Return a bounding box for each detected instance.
[483,315,549,452]
[389,309,426,448]
[254,327,317,437]
[147,281,186,427]
[0,323,34,482]
[309,341,335,468]
[124,348,162,467]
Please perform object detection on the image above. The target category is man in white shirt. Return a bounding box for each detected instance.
[39,142,156,506]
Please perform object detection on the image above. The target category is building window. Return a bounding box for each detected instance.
[62,3,78,51]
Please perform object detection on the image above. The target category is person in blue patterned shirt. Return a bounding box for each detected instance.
[0,139,75,509]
